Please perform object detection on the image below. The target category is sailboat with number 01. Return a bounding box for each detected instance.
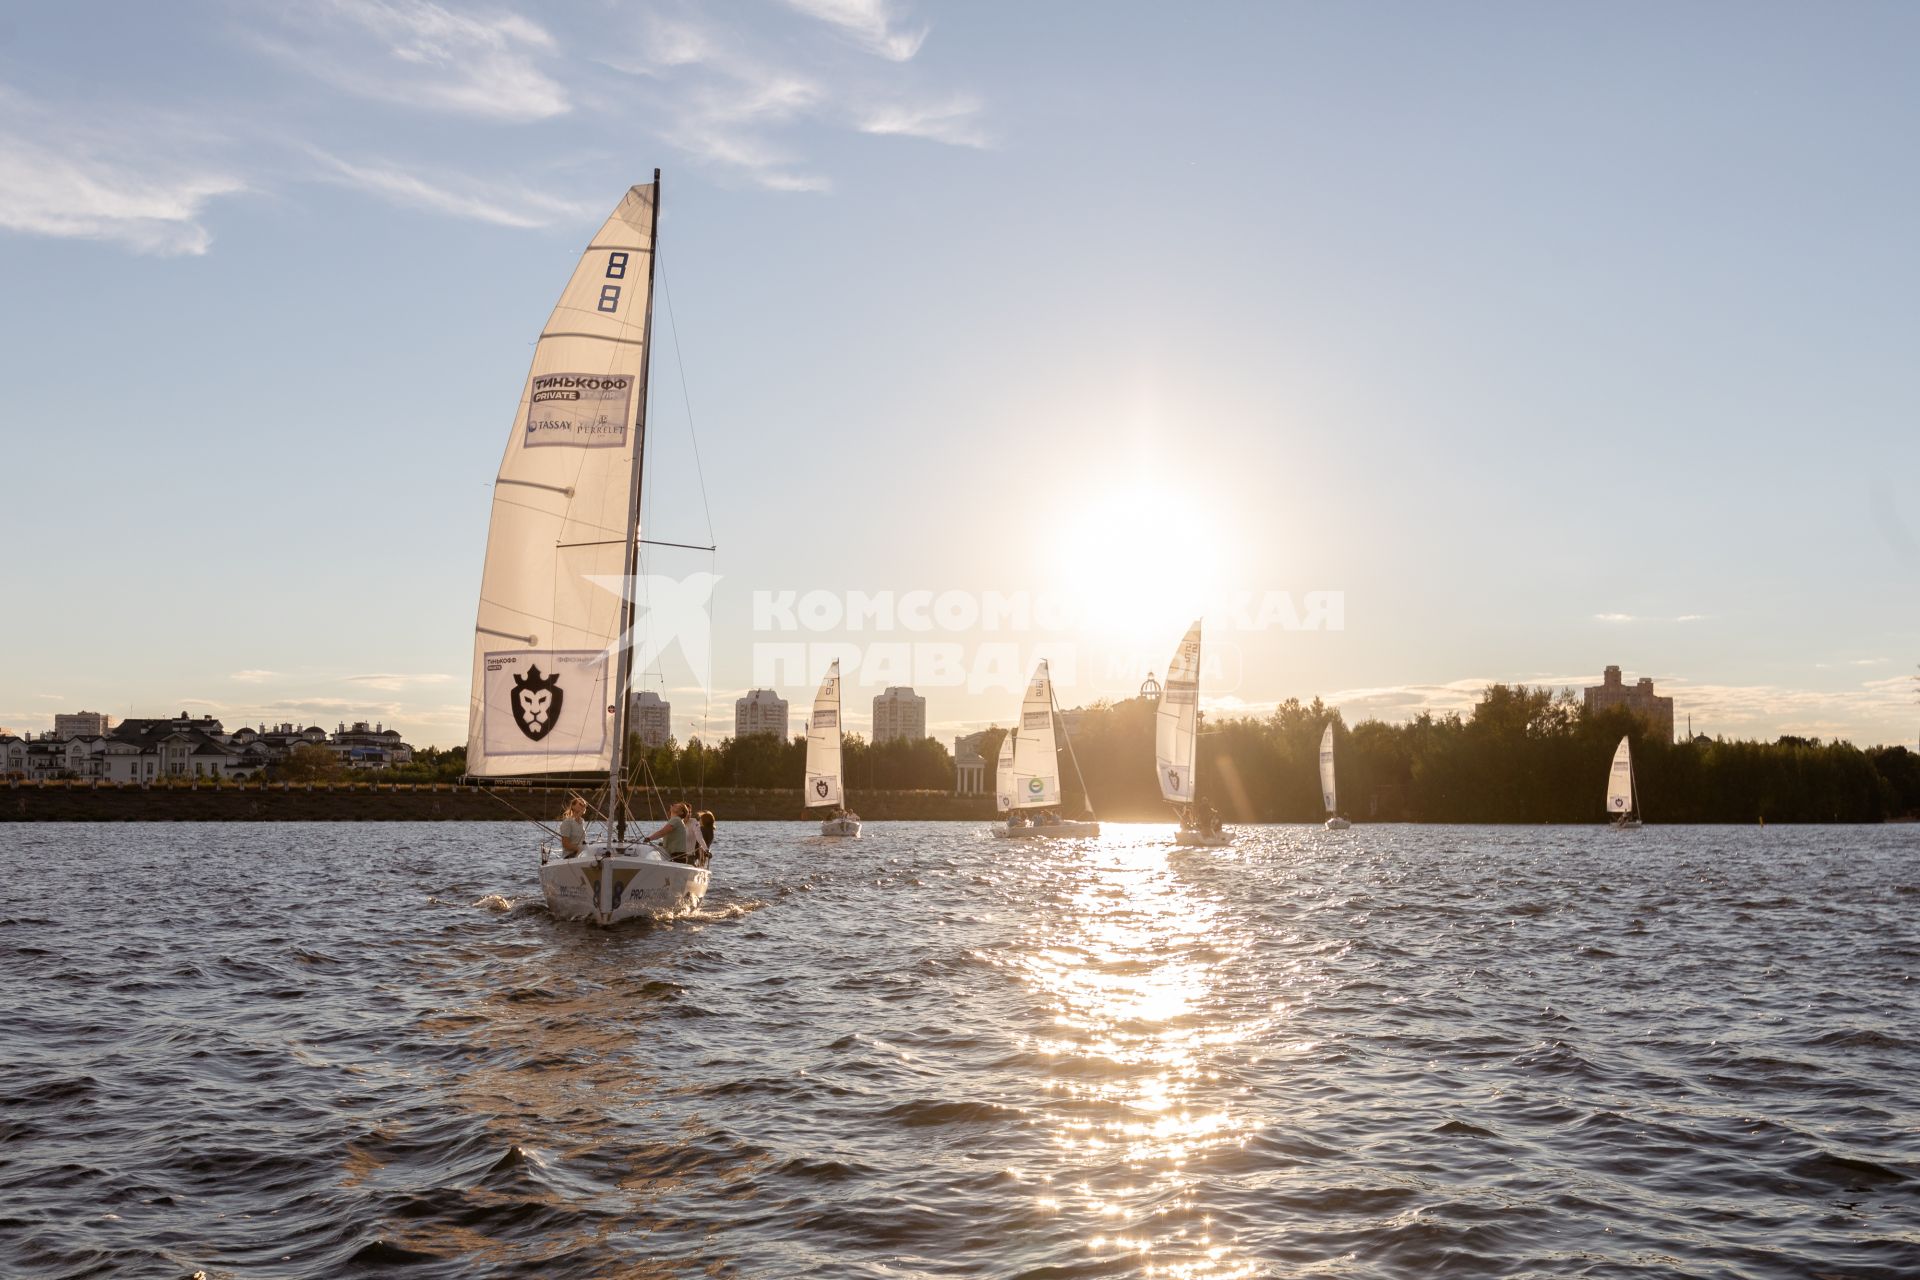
[1606,735,1643,828]
[465,174,709,925]
[807,660,860,837]
[1158,619,1230,845]
[992,660,1100,838]
[1320,723,1351,829]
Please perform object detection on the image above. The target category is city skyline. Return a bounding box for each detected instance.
[3,3,1918,749]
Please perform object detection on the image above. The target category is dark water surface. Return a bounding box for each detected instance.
[2,822,1916,1278]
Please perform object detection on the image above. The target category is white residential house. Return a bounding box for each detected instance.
[629,691,673,748]
[734,689,790,739]
[53,711,113,739]
[872,687,928,743]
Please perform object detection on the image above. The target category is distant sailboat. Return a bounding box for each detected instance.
[466,174,709,924]
[808,660,860,837]
[1158,619,1228,845]
[1607,735,1643,828]
[1320,723,1350,829]
[993,660,1100,839]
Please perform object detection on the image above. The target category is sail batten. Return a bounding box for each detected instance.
[1156,620,1202,804]
[805,661,846,809]
[466,183,658,778]
[1011,662,1062,809]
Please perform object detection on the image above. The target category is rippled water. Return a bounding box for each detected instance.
[2,822,1916,1278]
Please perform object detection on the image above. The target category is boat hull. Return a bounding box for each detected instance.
[820,816,862,838]
[1324,817,1351,830]
[540,844,709,925]
[993,820,1101,839]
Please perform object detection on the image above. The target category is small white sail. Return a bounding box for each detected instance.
[1157,620,1202,804]
[1010,661,1062,809]
[1606,736,1634,815]
[805,661,845,809]
[1319,723,1338,815]
[994,731,1015,813]
[467,183,658,777]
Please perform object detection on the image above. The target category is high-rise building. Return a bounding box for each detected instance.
[735,689,790,739]
[628,691,672,748]
[1583,666,1675,741]
[872,686,927,743]
[53,711,112,740]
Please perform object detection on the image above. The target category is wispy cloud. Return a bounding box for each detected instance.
[603,7,983,191]
[0,87,242,256]
[783,0,928,61]
[311,151,595,227]
[1594,612,1710,624]
[230,670,279,684]
[264,0,568,122]
[859,95,990,147]
[345,672,458,691]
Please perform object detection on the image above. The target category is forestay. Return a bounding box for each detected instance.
[1607,736,1634,814]
[1156,619,1202,804]
[467,183,658,777]
[806,661,845,809]
[1319,723,1338,815]
[1010,661,1062,809]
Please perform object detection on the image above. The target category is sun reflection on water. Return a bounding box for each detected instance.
[1006,830,1268,1279]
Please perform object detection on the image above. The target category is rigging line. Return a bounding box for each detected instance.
[658,261,717,546]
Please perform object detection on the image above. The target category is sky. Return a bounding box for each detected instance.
[1,0,1917,750]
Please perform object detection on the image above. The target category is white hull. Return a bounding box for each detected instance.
[1173,829,1232,846]
[540,843,709,925]
[1324,816,1351,830]
[993,819,1101,839]
[820,816,862,838]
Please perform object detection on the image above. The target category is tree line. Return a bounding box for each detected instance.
[372,682,1919,823]
[1061,685,1920,823]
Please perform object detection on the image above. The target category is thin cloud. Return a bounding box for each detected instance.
[1594,612,1710,624]
[264,0,568,122]
[604,8,977,191]
[230,670,279,683]
[311,151,596,227]
[859,95,989,147]
[0,87,242,256]
[345,672,458,691]
[783,0,928,61]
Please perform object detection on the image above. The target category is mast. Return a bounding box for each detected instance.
[607,169,662,842]
[1051,680,1095,819]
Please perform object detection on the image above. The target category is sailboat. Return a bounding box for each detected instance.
[807,660,860,837]
[1607,735,1643,828]
[992,660,1100,838]
[1320,723,1350,829]
[994,729,1014,815]
[1158,619,1229,845]
[466,174,709,925]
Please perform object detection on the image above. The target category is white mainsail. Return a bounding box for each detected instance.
[994,732,1014,813]
[1606,736,1634,815]
[1010,661,1062,809]
[1319,723,1338,815]
[805,661,845,809]
[1157,619,1202,804]
[467,182,658,777]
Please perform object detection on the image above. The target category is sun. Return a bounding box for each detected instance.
[1051,483,1235,653]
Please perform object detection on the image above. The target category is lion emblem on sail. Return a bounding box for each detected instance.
[511,664,565,741]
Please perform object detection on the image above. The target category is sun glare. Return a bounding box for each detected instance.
[1052,484,1235,652]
